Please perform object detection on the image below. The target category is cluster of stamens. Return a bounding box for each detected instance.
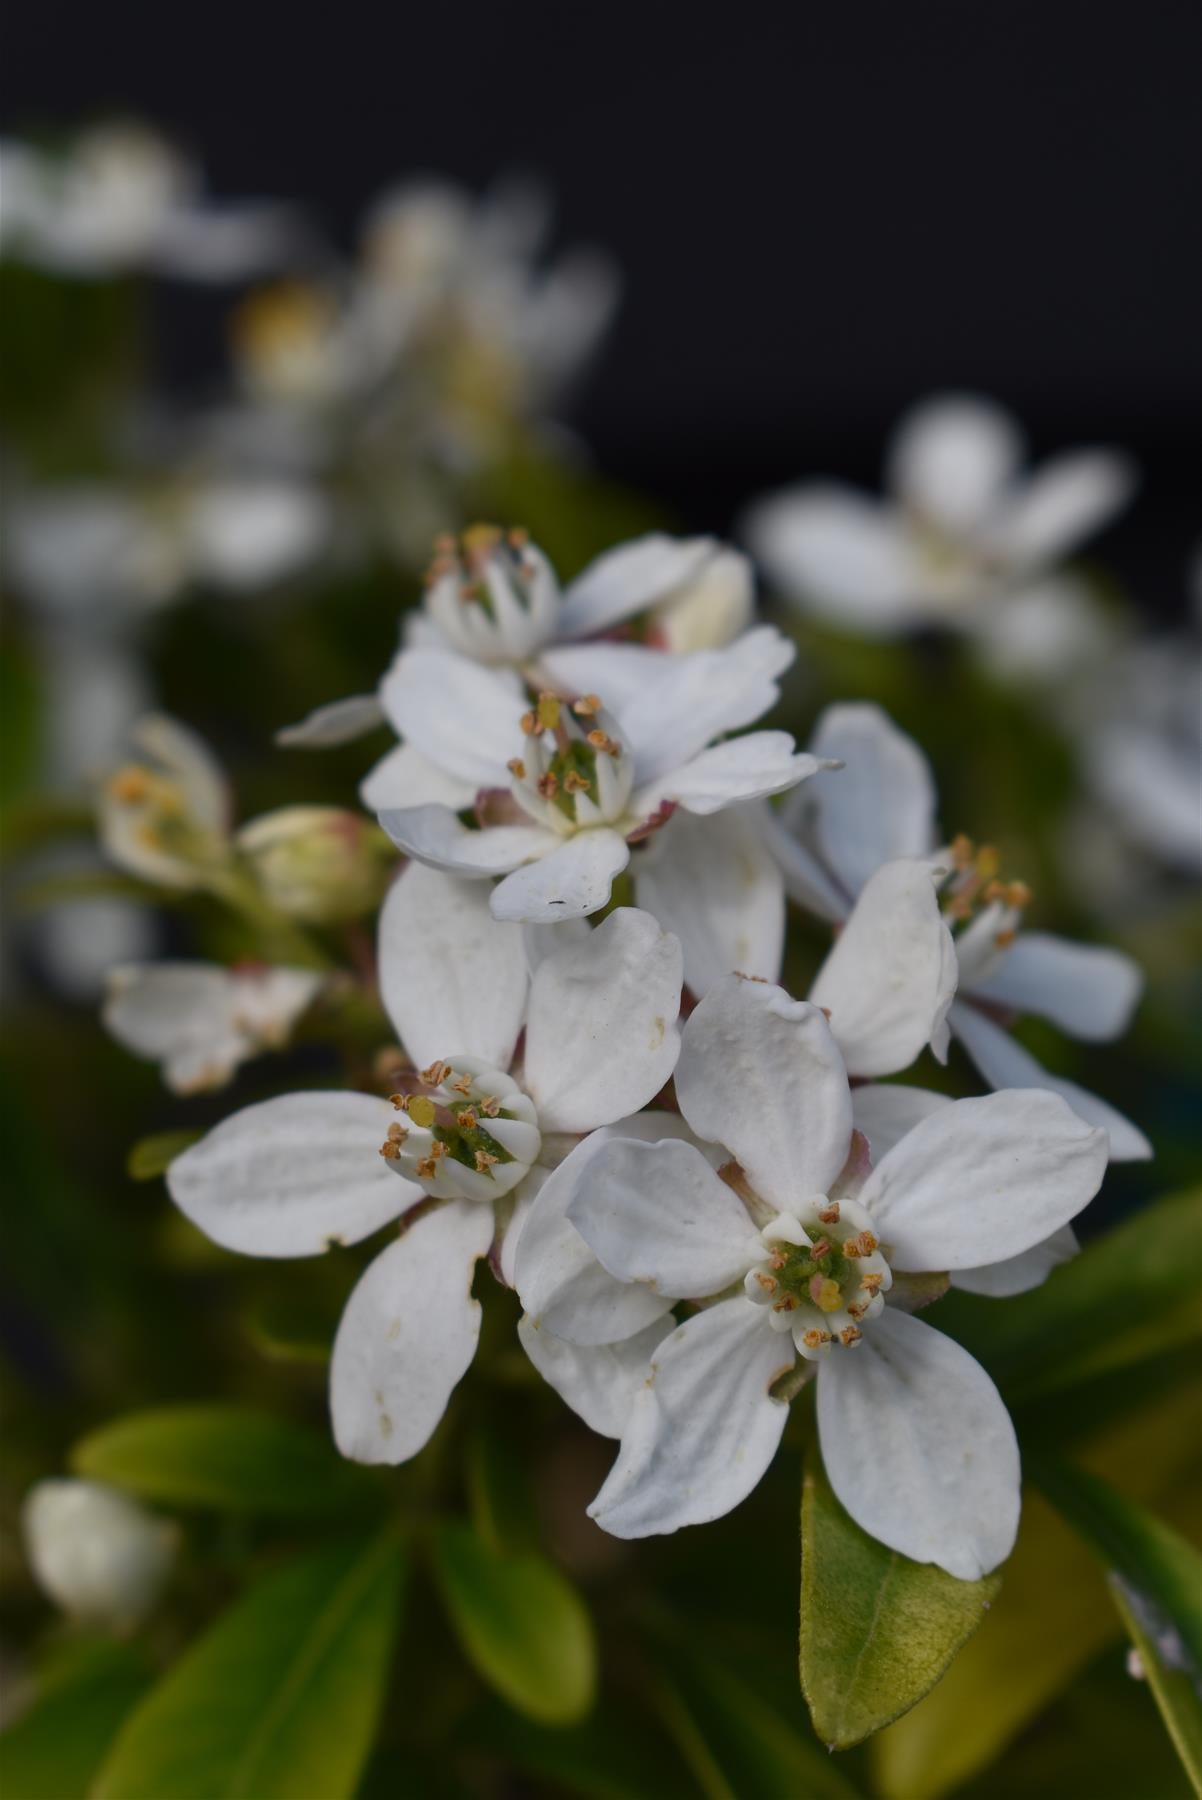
[744,1196,892,1361]
[938,834,1032,984]
[422,524,557,661]
[378,1055,541,1203]
[104,763,215,866]
[508,691,632,833]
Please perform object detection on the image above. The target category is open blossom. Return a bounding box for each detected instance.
[167,875,682,1464]
[518,976,1107,1577]
[743,393,1134,676]
[103,962,323,1093]
[277,527,754,751]
[22,1480,179,1631]
[767,702,1149,1159]
[0,122,300,280]
[372,628,823,924]
[99,715,233,892]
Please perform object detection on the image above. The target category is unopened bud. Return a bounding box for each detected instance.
[237,807,393,923]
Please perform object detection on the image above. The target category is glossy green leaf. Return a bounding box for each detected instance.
[801,1453,1000,1749]
[93,1534,404,1800]
[72,1405,380,1516]
[430,1520,596,1725]
[1031,1456,1202,1670]
[1110,1576,1202,1797]
[0,1643,149,1800]
[126,1131,203,1181]
[936,1185,1202,1402]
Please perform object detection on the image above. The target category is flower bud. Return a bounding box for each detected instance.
[22,1480,179,1631]
[237,806,393,923]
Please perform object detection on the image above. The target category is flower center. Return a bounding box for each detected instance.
[938,833,1032,986]
[104,764,218,866]
[423,524,556,662]
[507,691,633,834]
[744,1196,893,1359]
[378,1055,540,1203]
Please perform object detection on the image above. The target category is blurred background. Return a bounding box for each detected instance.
[2,5,1200,1796]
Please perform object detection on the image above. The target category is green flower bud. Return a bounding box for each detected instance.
[237,806,393,923]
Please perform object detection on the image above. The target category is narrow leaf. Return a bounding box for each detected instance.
[801,1452,1000,1749]
[93,1534,403,1800]
[1110,1576,1202,1798]
[72,1405,380,1517]
[430,1520,596,1726]
[0,1643,148,1800]
[127,1131,202,1181]
[1031,1455,1202,1670]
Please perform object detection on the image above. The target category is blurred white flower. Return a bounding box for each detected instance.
[98,714,232,891]
[103,962,323,1093]
[518,977,1106,1576]
[373,629,823,923]
[768,703,1149,1160]
[743,392,1134,675]
[0,122,301,280]
[22,1479,179,1631]
[165,885,682,1465]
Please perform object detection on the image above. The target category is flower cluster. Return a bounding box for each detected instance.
[86,516,1148,1586]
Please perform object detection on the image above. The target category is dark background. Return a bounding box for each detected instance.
[6,0,1201,611]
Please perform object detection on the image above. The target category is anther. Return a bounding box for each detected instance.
[507,758,527,779]
[379,1141,401,1160]
[420,1059,452,1086]
[519,710,539,736]
[451,1074,474,1096]
[386,1122,408,1144]
[810,1237,831,1260]
[572,694,602,716]
[802,1329,830,1350]
[563,770,592,793]
[389,1093,410,1111]
[818,1204,841,1224]
[109,767,153,803]
[474,1149,499,1172]
[480,1095,500,1118]
[840,1326,863,1347]
[537,772,559,799]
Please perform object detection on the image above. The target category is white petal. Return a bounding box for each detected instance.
[971,573,1116,683]
[986,450,1136,570]
[186,480,330,591]
[970,931,1142,1042]
[588,1300,792,1537]
[559,533,718,638]
[514,1133,676,1345]
[379,649,525,786]
[360,743,477,812]
[566,1136,763,1297]
[742,483,925,633]
[103,962,235,1059]
[131,715,228,834]
[634,805,784,997]
[22,1480,177,1629]
[518,1314,674,1438]
[377,863,528,1070]
[851,1083,953,1163]
[521,916,594,974]
[675,977,852,1212]
[859,1088,1108,1271]
[167,1092,412,1257]
[817,1307,1019,1578]
[810,860,957,1078]
[330,1200,493,1464]
[378,805,558,877]
[489,829,630,924]
[276,694,385,748]
[808,703,937,898]
[618,626,794,784]
[538,641,676,714]
[654,547,755,653]
[636,733,824,818]
[954,1224,1078,1297]
[887,393,1023,535]
[760,799,851,924]
[949,999,1152,1161]
[523,906,682,1130]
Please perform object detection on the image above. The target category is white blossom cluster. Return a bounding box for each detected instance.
[91,520,1150,1586]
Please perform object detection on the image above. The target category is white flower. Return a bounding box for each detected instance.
[522,976,1107,1577]
[372,629,824,924]
[103,962,323,1093]
[743,392,1134,675]
[767,702,1149,1162]
[166,877,682,1465]
[277,529,755,748]
[22,1479,179,1630]
[0,124,300,280]
[98,715,232,891]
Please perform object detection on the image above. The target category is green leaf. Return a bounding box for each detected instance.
[872,1377,1202,1800]
[1031,1456,1202,1671]
[936,1185,1202,1403]
[126,1131,203,1181]
[1110,1577,1202,1797]
[0,1643,149,1800]
[72,1405,380,1517]
[465,1420,538,1554]
[93,1534,404,1800]
[800,1452,1000,1749]
[430,1520,596,1725]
